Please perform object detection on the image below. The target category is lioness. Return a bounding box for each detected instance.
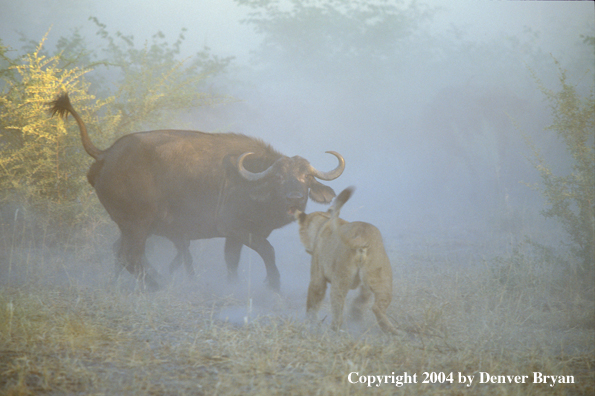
[294,187,397,334]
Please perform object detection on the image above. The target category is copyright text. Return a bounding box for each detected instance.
[347,371,575,388]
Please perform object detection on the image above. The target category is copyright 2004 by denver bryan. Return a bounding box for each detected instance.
[347,371,576,388]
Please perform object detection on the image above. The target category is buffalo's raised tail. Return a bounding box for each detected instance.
[49,93,103,159]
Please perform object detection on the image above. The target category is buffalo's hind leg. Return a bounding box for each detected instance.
[112,235,126,285]
[113,234,160,291]
[119,225,160,292]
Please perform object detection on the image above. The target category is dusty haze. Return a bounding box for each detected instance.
[1,0,593,319]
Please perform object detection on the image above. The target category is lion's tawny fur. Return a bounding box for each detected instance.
[295,187,397,334]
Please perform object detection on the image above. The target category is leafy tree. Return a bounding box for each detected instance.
[0,32,111,238]
[87,17,234,132]
[527,59,595,273]
[0,21,233,241]
[235,0,433,80]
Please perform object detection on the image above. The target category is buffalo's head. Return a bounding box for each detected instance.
[237,151,345,218]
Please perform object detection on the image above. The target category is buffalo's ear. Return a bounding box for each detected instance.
[309,180,336,204]
[294,210,306,223]
[249,182,272,202]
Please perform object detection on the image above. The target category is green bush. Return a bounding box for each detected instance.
[527,59,595,274]
[86,17,233,132]
[0,22,232,242]
[0,32,107,239]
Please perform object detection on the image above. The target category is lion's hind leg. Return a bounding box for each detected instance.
[349,284,372,322]
[329,282,349,331]
[370,288,398,334]
[306,277,327,322]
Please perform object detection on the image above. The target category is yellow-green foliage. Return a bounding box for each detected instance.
[0,24,231,241]
[0,32,113,237]
[89,17,231,132]
[528,60,595,272]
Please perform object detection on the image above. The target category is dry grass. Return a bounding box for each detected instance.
[0,218,593,395]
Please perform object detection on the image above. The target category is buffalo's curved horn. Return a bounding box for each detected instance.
[309,151,345,181]
[237,152,276,181]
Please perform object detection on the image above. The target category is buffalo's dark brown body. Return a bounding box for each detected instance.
[50,93,344,291]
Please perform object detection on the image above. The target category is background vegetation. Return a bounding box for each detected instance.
[0,2,593,395]
[527,60,594,275]
[0,19,231,243]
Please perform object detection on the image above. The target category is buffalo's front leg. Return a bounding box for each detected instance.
[224,237,242,282]
[241,234,279,292]
[224,234,280,292]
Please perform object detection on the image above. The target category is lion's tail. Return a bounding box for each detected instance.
[330,187,369,262]
[329,186,354,234]
[330,186,354,217]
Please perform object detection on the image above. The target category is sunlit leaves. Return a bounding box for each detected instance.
[0,21,233,240]
[0,32,109,240]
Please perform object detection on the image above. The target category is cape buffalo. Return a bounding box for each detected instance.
[50,93,345,291]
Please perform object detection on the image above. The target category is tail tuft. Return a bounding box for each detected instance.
[47,92,102,159]
[49,93,72,119]
[333,186,355,210]
[330,186,354,236]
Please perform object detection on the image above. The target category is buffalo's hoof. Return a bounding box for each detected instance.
[265,277,281,293]
[227,272,239,283]
[140,275,161,292]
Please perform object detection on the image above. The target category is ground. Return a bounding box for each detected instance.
[0,216,593,395]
